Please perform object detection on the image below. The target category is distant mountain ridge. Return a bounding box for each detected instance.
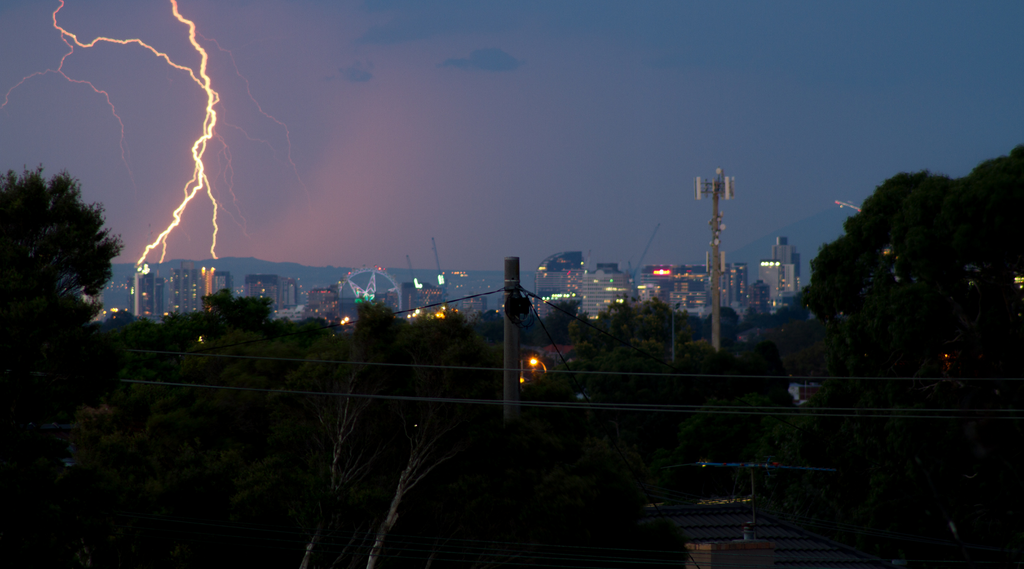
[111,257,353,289]
[104,258,519,311]
[104,208,854,310]
[726,206,854,279]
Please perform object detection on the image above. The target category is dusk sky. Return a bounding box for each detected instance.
[2,0,1022,271]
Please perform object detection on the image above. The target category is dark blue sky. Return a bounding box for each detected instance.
[2,0,1021,270]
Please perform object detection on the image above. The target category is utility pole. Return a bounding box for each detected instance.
[503,257,521,424]
[671,302,680,362]
[695,168,734,351]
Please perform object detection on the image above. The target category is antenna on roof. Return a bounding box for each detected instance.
[672,459,836,539]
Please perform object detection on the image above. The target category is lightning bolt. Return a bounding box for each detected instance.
[137,0,221,265]
[202,33,311,209]
[1,2,137,191]
[7,0,303,265]
[9,0,222,265]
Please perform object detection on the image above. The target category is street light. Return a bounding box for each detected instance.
[521,356,547,383]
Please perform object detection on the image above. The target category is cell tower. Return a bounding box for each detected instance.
[695,168,734,351]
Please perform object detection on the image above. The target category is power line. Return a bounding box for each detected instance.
[117,379,1024,420]
[525,289,1024,383]
[530,295,666,518]
[128,347,1024,382]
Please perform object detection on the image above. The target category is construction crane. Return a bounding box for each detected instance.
[628,223,660,288]
[406,255,422,289]
[431,237,447,302]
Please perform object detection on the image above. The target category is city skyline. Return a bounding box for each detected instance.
[3,1,1021,270]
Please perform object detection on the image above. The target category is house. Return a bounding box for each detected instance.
[645,504,903,568]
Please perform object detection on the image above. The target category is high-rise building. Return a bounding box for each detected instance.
[639,265,676,305]
[170,261,201,313]
[749,280,771,314]
[730,262,748,309]
[201,266,215,297]
[579,263,630,318]
[458,295,489,313]
[212,271,233,295]
[758,259,783,302]
[305,285,339,321]
[772,236,800,281]
[128,264,165,319]
[280,277,298,308]
[534,251,585,317]
[400,282,420,314]
[772,236,800,302]
[758,237,801,308]
[669,265,708,310]
[245,274,280,308]
[419,283,444,307]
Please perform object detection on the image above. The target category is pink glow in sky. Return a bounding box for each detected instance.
[2,0,1022,270]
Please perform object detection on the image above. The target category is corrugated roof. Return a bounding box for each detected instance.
[645,505,900,568]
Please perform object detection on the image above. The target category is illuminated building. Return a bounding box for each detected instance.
[305,285,339,321]
[772,236,801,284]
[636,282,662,302]
[419,283,444,307]
[382,289,400,312]
[128,264,165,319]
[731,262,748,308]
[758,260,783,303]
[670,265,708,310]
[280,277,298,308]
[245,274,280,308]
[212,271,233,295]
[579,263,631,318]
[765,236,801,306]
[170,261,201,313]
[639,265,676,304]
[713,261,748,310]
[534,251,584,317]
[749,280,770,314]
[459,295,489,313]
[199,266,232,297]
[757,236,800,308]
[201,266,216,296]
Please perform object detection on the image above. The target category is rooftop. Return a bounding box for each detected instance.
[645,505,901,569]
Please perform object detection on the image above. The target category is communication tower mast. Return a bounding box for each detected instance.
[695,168,735,350]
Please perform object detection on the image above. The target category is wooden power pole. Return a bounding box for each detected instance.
[503,256,521,424]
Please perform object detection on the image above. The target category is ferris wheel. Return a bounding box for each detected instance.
[343,267,402,312]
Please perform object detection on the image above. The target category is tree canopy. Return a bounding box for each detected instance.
[0,168,123,565]
[772,146,1024,565]
[805,146,1024,378]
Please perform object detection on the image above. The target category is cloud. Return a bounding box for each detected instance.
[439,48,522,72]
[357,2,519,45]
[326,61,374,83]
[340,65,373,82]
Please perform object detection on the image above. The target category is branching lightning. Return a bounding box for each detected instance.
[4,0,302,266]
[138,0,220,265]
[1,4,137,190]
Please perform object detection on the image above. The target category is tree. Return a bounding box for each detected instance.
[804,148,1024,378]
[769,147,1024,564]
[0,168,122,564]
[0,168,122,428]
[525,299,580,346]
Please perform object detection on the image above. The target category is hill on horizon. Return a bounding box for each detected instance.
[726,206,855,280]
